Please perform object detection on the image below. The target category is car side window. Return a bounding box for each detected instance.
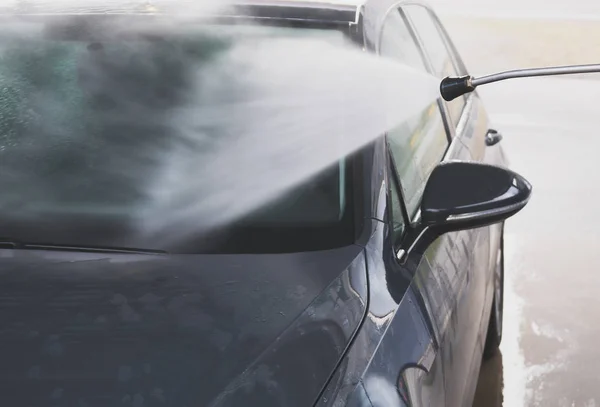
[387,106,448,219]
[389,172,406,240]
[403,5,466,127]
[379,9,427,72]
[379,9,450,222]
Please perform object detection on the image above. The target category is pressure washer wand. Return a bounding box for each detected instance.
[440,63,600,101]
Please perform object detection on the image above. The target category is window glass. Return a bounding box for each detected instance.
[379,10,427,72]
[0,20,356,254]
[404,6,466,126]
[379,9,449,220]
[387,103,448,218]
[389,173,405,242]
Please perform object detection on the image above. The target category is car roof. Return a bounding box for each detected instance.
[1,0,439,45]
[1,0,368,24]
[225,1,363,24]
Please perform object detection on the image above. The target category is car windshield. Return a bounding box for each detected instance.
[0,17,358,254]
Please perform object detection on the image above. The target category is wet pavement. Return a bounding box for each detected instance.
[473,76,600,407]
[435,7,600,406]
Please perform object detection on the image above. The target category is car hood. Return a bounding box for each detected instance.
[0,245,367,407]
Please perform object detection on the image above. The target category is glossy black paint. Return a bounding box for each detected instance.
[396,161,531,264]
[0,2,530,407]
[315,2,524,406]
[0,247,367,407]
[421,160,532,226]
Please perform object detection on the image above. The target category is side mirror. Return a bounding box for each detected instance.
[397,161,531,262]
[421,160,531,231]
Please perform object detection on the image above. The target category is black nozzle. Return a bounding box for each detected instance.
[440,75,475,101]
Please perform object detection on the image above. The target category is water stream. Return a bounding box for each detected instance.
[0,4,440,248]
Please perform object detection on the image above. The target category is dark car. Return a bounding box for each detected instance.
[0,1,530,407]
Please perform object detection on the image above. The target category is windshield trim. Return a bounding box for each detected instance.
[0,1,360,24]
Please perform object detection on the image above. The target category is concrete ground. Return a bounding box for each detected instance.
[435,10,600,407]
[473,75,600,407]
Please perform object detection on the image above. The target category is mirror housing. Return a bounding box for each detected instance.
[421,160,531,231]
[398,161,531,262]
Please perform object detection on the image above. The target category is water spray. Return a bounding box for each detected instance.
[440,63,600,101]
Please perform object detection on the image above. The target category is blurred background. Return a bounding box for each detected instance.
[428,1,600,406]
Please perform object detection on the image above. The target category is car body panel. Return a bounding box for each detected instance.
[319,3,509,407]
[3,1,361,25]
[440,88,506,406]
[0,2,511,407]
[0,247,367,407]
[318,216,431,407]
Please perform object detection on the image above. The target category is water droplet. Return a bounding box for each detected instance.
[27,365,41,379]
[50,388,63,400]
[118,366,133,382]
[133,393,145,407]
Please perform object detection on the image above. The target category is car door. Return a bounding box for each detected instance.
[400,4,494,406]
[427,7,506,392]
[378,8,449,407]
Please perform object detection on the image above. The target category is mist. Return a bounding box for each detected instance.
[140,37,439,239]
[0,3,440,249]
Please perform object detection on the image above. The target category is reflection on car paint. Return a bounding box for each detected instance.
[210,252,369,407]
